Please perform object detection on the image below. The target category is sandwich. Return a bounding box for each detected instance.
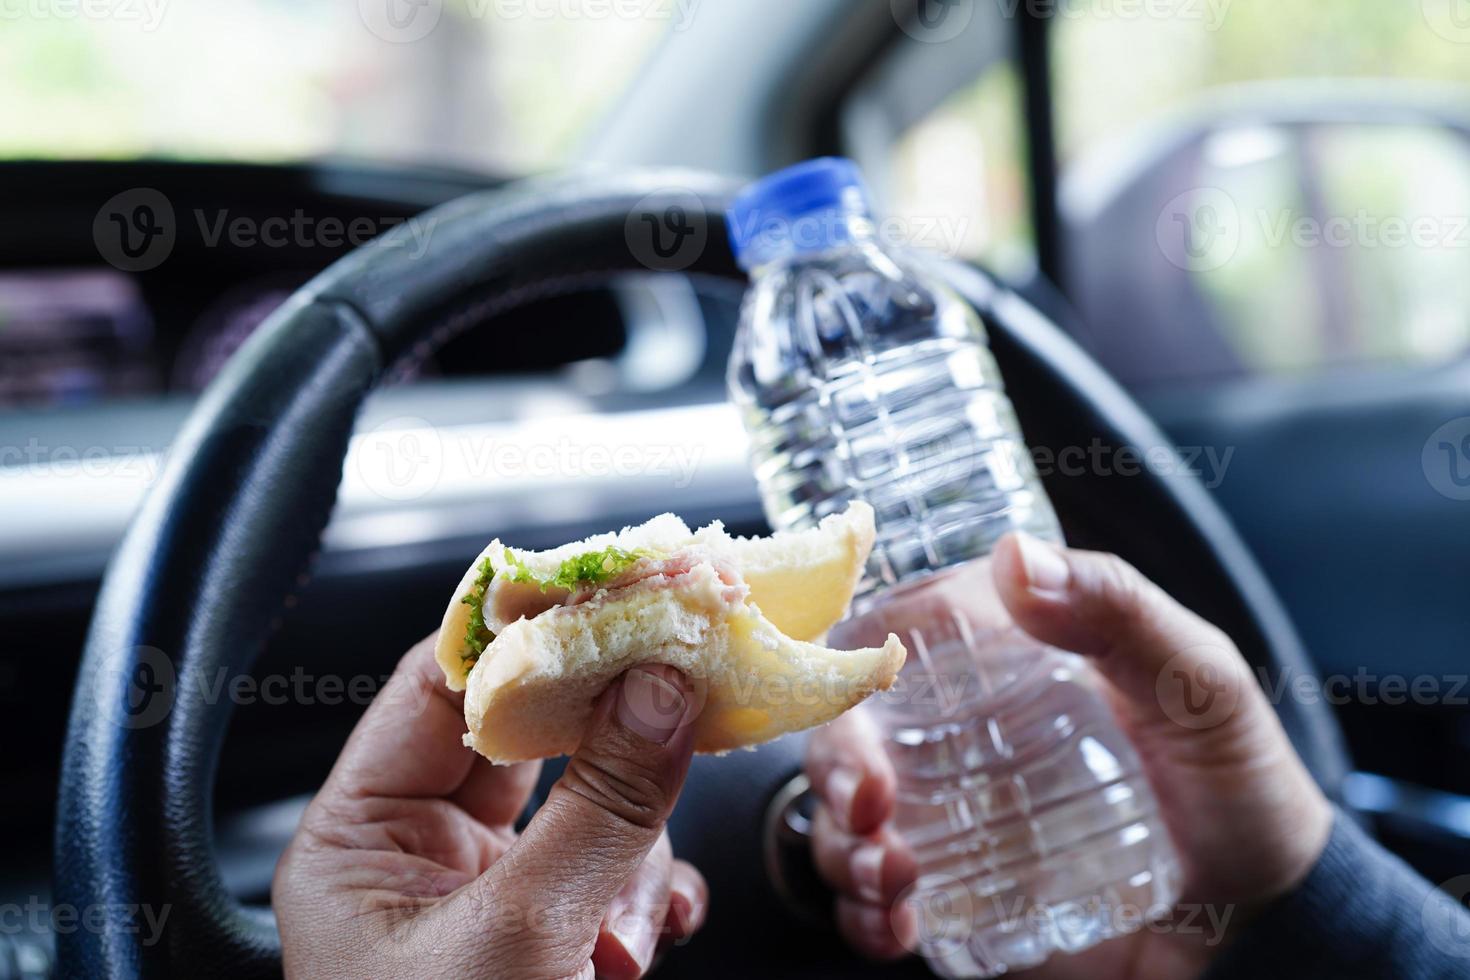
[435,502,907,763]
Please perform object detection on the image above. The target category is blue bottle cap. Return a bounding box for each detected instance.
[725,157,875,270]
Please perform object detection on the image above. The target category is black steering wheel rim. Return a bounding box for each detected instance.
[54,168,1350,978]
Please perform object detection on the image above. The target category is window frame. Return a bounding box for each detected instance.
[810,2,1066,289]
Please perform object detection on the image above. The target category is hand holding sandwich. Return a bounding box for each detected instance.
[273,635,707,980]
[276,505,901,979]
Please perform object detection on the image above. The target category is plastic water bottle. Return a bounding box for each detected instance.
[725,159,1180,977]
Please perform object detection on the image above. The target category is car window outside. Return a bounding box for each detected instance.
[0,2,673,174]
[1052,0,1470,388]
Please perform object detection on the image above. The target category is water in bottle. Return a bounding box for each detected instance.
[725,158,1181,977]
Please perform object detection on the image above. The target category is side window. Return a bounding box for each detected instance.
[1189,125,1470,377]
[888,64,1034,278]
[840,6,1036,280]
[1051,0,1470,390]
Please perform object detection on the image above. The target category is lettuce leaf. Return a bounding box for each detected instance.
[459,557,496,666]
[459,546,652,668]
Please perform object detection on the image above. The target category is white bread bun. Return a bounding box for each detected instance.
[462,561,906,761]
[435,503,879,691]
[434,503,906,763]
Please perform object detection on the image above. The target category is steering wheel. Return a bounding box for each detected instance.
[54,169,1351,978]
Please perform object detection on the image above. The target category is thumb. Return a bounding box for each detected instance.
[992,532,1257,734]
[469,664,697,963]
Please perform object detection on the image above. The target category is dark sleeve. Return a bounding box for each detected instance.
[1202,809,1470,979]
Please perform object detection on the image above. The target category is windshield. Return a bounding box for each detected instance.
[0,1,677,173]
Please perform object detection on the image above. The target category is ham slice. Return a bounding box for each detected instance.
[484,550,745,634]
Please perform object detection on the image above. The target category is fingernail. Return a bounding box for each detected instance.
[669,885,702,939]
[607,904,658,974]
[852,842,886,904]
[669,863,708,940]
[851,901,896,944]
[828,766,861,829]
[1015,532,1070,594]
[617,667,687,744]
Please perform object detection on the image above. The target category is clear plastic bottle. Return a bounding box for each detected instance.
[725,159,1180,977]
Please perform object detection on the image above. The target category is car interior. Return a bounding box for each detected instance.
[5,1,1470,977]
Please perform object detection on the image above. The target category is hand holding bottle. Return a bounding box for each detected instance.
[806,532,1334,977]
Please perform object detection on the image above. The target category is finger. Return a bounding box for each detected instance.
[805,708,895,835]
[451,756,543,830]
[321,632,481,802]
[992,533,1258,732]
[664,859,708,943]
[811,804,917,905]
[649,860,707,975]
[836,895,916,962]
[593,833,673,980]
[469,664,697,961]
